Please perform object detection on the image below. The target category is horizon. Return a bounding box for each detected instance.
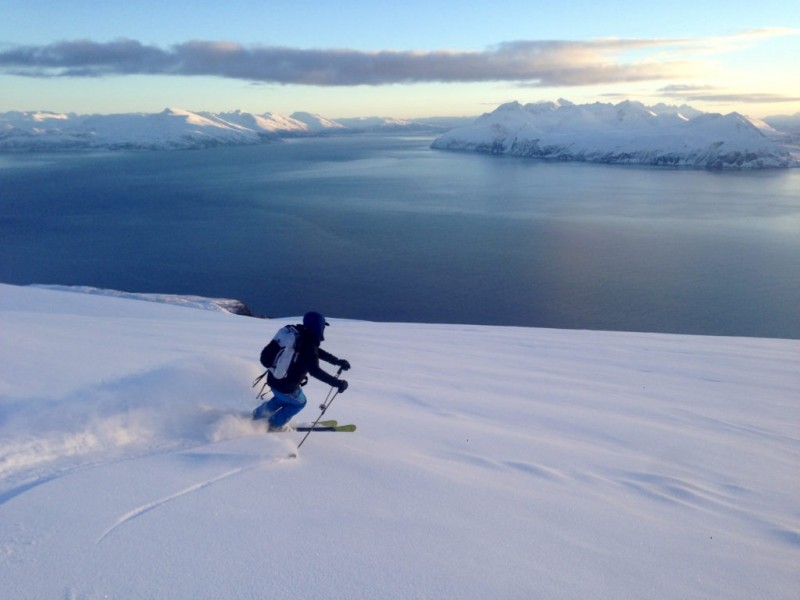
[0,97,767,122]
[1,1,799,120]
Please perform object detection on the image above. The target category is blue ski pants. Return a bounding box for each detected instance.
[264,388,307,428]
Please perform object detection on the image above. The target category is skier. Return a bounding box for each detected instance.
[253,311,350,431]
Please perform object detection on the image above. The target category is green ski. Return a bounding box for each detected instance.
[294,423,356,432]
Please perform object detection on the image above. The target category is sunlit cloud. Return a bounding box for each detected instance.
[681,93,800,104]
[0,29,796,88]
[658,84,715,94]
[643,27,800,60]
[708,27,800,46]
[658,84,800,105]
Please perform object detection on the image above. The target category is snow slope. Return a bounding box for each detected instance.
[432,100,799,169]
[0,284,798,599]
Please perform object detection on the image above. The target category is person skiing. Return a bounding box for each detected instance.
[253,311,350,431]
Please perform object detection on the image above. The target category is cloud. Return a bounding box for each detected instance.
[682,93,800,104]
[658,84,800,104]
[709,27,800,46]
[658,84,715,93]
[0,39,175,77]
[0,28,795,88]
[0,37,693,87]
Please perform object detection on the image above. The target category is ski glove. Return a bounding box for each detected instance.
[337,359,351,371]
[336,380,349,393]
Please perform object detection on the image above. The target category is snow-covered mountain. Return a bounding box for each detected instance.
[1,283,798,599]
[0,109,438,150]
[290,111,347,133]
[0,108,262,150]
[432,100,799,169]
[335,115,433,130]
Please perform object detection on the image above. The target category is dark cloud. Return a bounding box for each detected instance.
[0,38,686,87]
[0,39,175,76]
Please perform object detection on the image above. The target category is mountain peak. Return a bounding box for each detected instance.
[290,111,345,131]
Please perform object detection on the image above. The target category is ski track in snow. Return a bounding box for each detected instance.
[0,473,61,507]
[95,460,268,546]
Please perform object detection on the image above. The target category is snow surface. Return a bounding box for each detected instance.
[0,283,798,599]
[432,100,800,169]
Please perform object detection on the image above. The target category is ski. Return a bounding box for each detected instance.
[294,423,356,432]
[291,419,337,429]
[253,413,337,427]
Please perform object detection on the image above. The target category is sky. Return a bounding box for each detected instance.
[1,0,799,119]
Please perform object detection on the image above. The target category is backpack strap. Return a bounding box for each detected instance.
[252,370,271,399]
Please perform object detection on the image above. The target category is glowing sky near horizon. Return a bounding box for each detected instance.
[1,0,798,118]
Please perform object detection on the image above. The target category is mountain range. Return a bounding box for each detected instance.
[1,101,798,169]
[0,108,452,151]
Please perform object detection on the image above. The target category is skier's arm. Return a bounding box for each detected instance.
[308,362,341,387]
[319,348,351,371]
[318,348,338,365]
[308,347,348,391]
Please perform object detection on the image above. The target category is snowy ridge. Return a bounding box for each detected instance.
[0,283,798,599]
[432,100,799,169]
[31,285,254,315]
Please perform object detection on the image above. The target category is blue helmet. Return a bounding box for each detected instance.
[303,311,329,342]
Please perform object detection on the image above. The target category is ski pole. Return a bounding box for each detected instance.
[295,367,344,452]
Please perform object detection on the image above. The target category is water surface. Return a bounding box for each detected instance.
[1,135,798,338]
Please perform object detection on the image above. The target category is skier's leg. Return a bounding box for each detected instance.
[252,398,274,420]
[267,389,308,428]
[253,392,290,421]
